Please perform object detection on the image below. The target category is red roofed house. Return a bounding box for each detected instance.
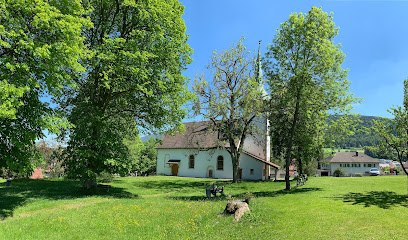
[30,168,44,179]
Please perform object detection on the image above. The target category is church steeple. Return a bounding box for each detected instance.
[255,40,269,99]
[255,40,263,84]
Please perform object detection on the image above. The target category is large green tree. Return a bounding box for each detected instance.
[61,0,192,188]
[372,80,408,196]
[0,0,90,176]
[264,7,358,190]
[193,38,267,183]
[125,136,157,176]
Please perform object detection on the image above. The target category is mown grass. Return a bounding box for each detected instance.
[1,176,408,239]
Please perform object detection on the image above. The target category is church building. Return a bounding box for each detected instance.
[156,42,279,180]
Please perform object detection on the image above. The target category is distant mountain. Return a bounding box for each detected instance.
[141,134,163,143]
[327,115,389,148]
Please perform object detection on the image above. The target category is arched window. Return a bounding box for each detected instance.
[217,156,224,170]
[189,155,195,169]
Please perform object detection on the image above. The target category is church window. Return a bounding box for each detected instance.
[189,155,195,169]
[217,156,224,170]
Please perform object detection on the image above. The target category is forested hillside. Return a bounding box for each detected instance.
[327,115,389,148]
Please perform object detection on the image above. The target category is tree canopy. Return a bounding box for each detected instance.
[193,38,267,183]
[371,80,408,195]
[61,0,193,188]
[264,7,358,189]
[0,0,90,176]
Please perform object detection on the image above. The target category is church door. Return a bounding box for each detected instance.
[171,164,179,176]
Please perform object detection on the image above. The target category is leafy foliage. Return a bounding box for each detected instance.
[125,136,157,176]
[333,168,345,177]
[264,7,359,189]
[36,140,65,178]
[62,0,192,186]
[327,115,385,148]
[0,0,90,175]
[193,38,268,183]
[371,79,408,194]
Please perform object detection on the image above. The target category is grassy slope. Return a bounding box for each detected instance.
[323,148,365,159]
[1,176,408,239]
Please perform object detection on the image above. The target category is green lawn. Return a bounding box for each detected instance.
[323,148,365,158]
[1,176,408,239]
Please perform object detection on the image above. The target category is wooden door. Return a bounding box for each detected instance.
[171,164,178,176]
[209,169,213,178]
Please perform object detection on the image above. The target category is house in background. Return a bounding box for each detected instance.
[317,152,380,176]
[156,121,280,181]
[30,168,44,179]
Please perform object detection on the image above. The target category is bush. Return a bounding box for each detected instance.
[97,171,113,183]
[333,168,345,177]
[243,192,255,205]
[354,173,363,177]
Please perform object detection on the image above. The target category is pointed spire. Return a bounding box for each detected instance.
[255,40,269,100]
[255,40,263,84]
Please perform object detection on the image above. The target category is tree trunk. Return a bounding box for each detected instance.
[231,149,240,183]
[219,200,250,221]
[82,179,97,190]
[285,89,301,190]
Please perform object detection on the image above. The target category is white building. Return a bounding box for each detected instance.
[318,152,380,176]
[156,121,280,180]
[156,41,280,180]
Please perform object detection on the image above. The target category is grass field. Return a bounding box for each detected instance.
[323,148,365,158]
[1,176,408,239]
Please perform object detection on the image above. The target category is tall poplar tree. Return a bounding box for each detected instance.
[61,0,193,188]
[264,7,358,190]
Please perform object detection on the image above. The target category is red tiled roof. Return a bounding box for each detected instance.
[30,168,44,179]
[321,152,378,163]
[156,121,226,149]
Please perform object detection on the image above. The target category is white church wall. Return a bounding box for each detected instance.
[156,149,234,179]
[156,149,265,179]
[240,153,263,180]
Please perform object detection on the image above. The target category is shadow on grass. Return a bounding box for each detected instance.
[167,187,323,202]
[0,179,138,220]
[335,191,408,209]
[130,178,231,192]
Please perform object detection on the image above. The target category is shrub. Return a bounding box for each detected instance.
[97,171,113,183]
[243,192,255,205]
[333,168,345,177]
[354,173,363,177]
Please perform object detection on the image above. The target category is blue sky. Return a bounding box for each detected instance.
[180,0,408,118]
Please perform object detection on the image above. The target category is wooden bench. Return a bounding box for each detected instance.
[206,185,224,197]
[295,174,308,188]
[97,184,111,192]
